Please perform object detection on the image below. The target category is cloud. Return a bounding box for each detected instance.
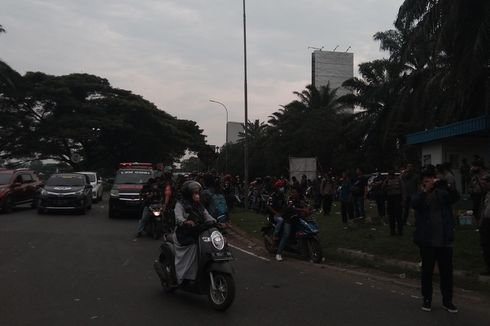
[0,0,402,146]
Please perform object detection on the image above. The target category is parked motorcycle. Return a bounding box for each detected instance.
[262,210,323,263]
[153,223,236,311]
[144,202,164,240]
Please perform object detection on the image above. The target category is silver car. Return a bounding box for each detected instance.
[77,172,104,202]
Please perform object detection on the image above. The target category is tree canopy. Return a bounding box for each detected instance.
[0,68,207,174]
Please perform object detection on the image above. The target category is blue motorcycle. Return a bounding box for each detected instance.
[262,210,323,263]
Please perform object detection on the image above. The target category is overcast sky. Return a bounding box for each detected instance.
[1,0,402,146]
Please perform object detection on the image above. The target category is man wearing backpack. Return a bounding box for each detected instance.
[201,174,229,224]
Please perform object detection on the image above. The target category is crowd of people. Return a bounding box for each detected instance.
[132,158,490,313]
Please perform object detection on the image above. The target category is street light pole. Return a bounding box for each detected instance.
[209,99,228,173]
[242,0,249,209]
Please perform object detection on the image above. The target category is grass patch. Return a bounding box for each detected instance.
[230,200,485,274]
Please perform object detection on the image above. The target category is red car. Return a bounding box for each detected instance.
[0,168,43,212]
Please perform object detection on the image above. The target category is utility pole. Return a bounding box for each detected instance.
[242,0,249,209]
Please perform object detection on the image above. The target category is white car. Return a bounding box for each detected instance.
[77,172,103,202]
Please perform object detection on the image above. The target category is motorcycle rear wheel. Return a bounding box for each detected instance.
[263,231,276,254]
[158,255,176,293]
[306,238,323,263]
[208,273,235,311]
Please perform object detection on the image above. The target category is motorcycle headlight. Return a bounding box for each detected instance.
[110,189,119,197]
[152,210,161,216]
[210,231,225,250]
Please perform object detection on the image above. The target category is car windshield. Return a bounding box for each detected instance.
[47,175,85,186]
[82,174,96,182]
[115,170,152,184]
[0,173,12,185]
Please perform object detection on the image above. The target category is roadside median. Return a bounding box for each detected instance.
[229,205,490,291]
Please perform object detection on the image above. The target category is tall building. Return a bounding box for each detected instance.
[226,121,244,144]
[311,50,354,97]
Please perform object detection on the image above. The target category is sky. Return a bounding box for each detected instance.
[0,0,403,146]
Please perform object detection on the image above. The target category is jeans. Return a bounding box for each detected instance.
[419,246,453,304]
[277,222,291,255]
[273,215,284,237]
[137,206,150,233]
[353,195,365,218]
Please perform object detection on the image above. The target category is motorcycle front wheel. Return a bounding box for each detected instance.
[208,273,235,311]
[263,229,276,254]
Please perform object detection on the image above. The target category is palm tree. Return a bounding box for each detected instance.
[395,0,490,119]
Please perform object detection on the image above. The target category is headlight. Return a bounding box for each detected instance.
[110,189,119,197]
[210,231,225,250]
[40,189,48,196]
[75,189,84,196]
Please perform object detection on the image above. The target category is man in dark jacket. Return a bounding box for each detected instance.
[411,168,460,313]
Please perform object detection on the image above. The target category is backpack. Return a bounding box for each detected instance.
[209,193,228,218]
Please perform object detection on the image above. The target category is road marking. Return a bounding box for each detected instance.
[229,244,271,262]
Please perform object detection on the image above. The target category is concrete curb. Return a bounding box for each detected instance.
[336,247,485,283]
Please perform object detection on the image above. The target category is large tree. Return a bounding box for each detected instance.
[0,70,206,173]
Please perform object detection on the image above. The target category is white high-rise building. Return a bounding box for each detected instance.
[311,50,354,97]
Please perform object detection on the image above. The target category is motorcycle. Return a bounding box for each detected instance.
[144,202,164,240]
[262,209,323,263]
[153,222,236,311]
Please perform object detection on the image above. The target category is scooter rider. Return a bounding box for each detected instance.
[173,181,216,285]
[135,178,160,238]
[161,166,177,234]
[276,187,311,262]
[267,179,287,243]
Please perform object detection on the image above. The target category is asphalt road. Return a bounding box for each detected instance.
[1,200,490,326]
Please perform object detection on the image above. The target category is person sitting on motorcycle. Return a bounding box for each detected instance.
[135,178,161,238]
[173,180,216,285]
[159,166,177,235]
[276,187,311,262]
[267,179,287,243]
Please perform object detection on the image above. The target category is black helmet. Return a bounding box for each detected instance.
[181,180,202,201]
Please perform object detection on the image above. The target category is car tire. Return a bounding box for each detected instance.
[2,196,13,213]
[109,208,117,219]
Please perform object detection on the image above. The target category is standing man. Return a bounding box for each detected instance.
[460,158,470,194]
[402,164,419,226]
[469,160,488,225]
[320,173,335,216]
[339,171,354,229]
[383,169,405,236]
[411,168,460,313]
[479,175,490,276]
[351,168,367,220]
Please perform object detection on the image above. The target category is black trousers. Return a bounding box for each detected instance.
[375,196,386,218]
[471,193,482,224]
[402,195,412,225]
[386,194,403,235]
[480,219,490,272]
[322,194,333,215]
[419,246,453,303]
[340,201,354,224]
